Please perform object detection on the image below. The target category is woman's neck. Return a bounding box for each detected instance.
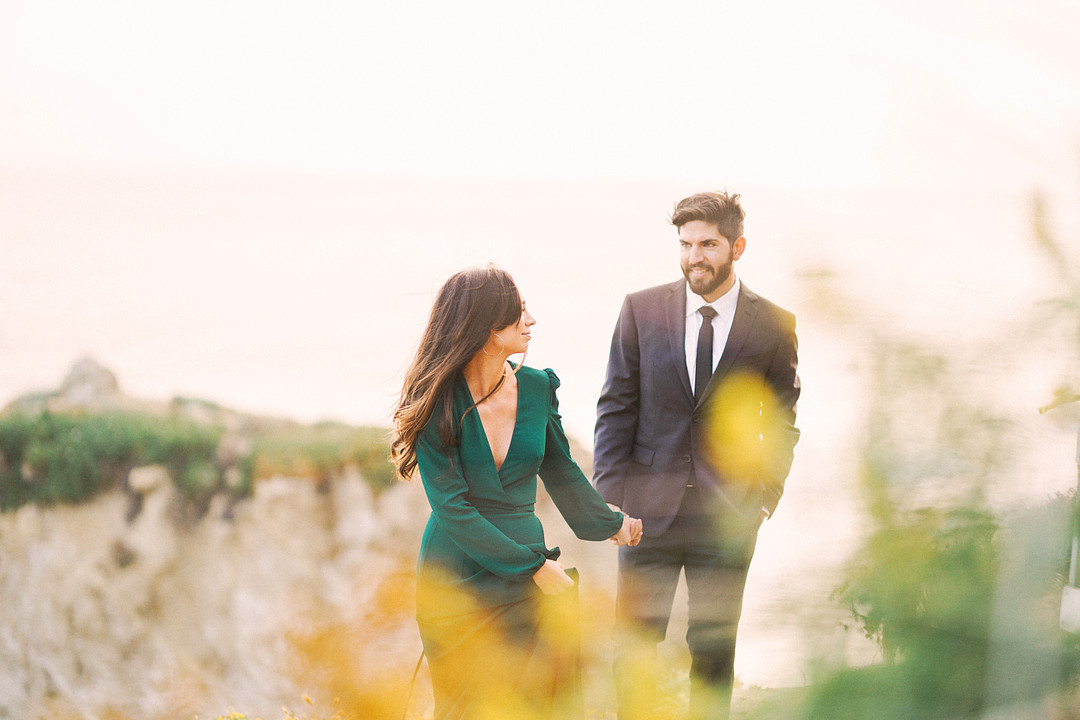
[462,353,508,399]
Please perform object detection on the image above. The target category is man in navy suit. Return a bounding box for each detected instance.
[594,190,800,719]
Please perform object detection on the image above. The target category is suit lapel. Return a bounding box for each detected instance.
[665,280,694,402]
[698,284,759,407]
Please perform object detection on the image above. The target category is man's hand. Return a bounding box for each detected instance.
[610,514,644,546]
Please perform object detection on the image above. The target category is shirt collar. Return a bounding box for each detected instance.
[685,275,740,318]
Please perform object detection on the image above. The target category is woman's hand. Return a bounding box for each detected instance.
[532,558,575,595]
[610,514,643,546]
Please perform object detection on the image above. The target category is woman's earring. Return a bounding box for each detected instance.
[481,332,505,357]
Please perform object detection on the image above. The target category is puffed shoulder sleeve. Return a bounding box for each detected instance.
[538,368,623,541]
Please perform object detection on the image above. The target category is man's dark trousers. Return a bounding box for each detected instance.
[613,481,760,720]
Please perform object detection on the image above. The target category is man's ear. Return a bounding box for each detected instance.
[733,236,747,260]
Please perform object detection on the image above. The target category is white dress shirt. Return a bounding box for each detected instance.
[684,276,740,396]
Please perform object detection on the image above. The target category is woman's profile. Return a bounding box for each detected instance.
[391,264,641,719]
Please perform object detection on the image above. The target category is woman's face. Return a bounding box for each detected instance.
[492,300,535,355]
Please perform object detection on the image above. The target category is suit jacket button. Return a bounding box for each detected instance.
[682,455,692,464]
[691,413,701,423]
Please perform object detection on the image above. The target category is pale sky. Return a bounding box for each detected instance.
[2,0,1080,432]
[1,0,1078,191]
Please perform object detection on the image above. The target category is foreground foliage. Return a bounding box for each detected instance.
[800,190,1080,719]
[205,695,346,720]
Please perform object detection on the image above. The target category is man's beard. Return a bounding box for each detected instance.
[683,260,732,298]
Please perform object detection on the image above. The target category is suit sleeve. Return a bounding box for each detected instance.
[539,369,624,541]
[593,294,641,508]
[416,415,548,579]
[760,312,800,515]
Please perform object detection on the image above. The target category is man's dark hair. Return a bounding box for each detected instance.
[670,191,745,242]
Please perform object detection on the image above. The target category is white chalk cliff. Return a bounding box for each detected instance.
[0,465,431,719]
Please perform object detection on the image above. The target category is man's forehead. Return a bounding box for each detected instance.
[678,221,728,241]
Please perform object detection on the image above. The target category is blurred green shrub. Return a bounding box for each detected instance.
[806,338,1011,719]
[246,421,395,494]
[800,190,1080,720]
[0,411,223,511]
[825,506,999,719]
[843,506,998,665]
[0,409,396,514]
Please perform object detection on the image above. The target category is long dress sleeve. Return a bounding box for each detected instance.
[537,369,624,541]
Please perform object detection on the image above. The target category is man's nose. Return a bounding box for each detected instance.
[688,245,705,263]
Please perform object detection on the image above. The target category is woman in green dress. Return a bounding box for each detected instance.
[391,265,642,720]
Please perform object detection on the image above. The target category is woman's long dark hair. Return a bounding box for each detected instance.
[391,264,523,480]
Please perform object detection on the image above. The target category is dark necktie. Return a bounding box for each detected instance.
[695,305,718,401]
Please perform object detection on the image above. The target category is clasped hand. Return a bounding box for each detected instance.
[610,514,643,547]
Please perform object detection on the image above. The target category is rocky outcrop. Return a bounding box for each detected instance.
[0,467,430,720]
[57,357,121,408]
[4,356,125,416]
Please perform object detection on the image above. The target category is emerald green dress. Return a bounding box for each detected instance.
[415,366,623,720]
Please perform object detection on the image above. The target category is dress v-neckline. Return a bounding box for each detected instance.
[468,373,521,474]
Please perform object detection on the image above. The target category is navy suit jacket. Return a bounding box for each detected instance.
[594,279,800,537]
